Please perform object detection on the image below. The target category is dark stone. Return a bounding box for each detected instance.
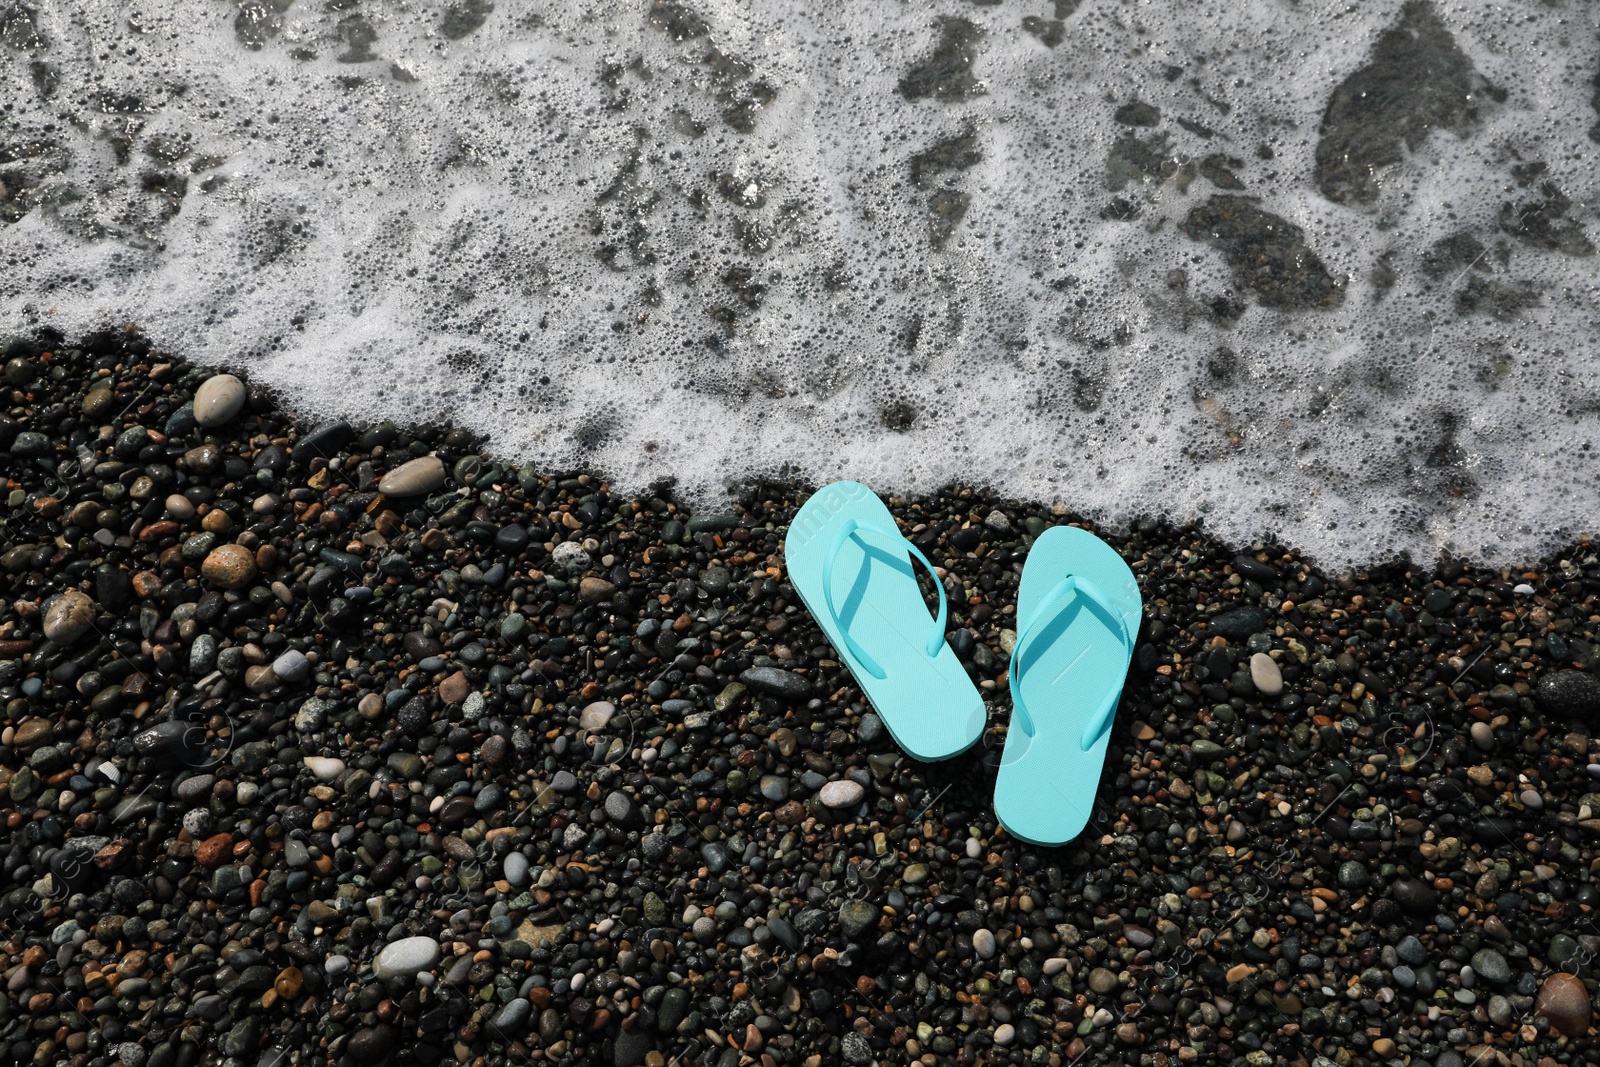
[1314,0,1500,204]
[50,844,98,892]
[95,564,133,610]
[291,421,354,465]
[495,524,530,552]
[1114,100,1160,127]
[898,17,984,102]
[739,666,811,702]
[612,1027,654,1067]
[1536,670,1600,719]
[1389,878,1436,913]
[910,129,982,189]
[348,1023,398,1064]
[1231,555,1278,584]
[1181,195,1344,309]
[1207,607,1270,639]
[397,697,430,734]
[131,720,201,766]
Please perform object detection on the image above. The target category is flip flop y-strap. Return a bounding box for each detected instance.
[821,518,948,680]
[1008,574,1134,750]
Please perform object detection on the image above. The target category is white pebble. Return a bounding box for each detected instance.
[1249,652,1283,696]
[579,701,615,730]
[373,936,441,978]
[303,756,345,783]
[818,780,866,808]
[193,373,247,428]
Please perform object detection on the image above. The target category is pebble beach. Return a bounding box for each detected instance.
[3,330,1599,1067]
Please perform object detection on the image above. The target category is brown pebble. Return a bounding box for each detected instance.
[439,671,471,705]
[13,720,53,749]
[579,577,615,603]
[195,833,233,866]
[1536,972,1592,1037]
[275,966,304,999]
[201,544,258,590]
[201,508,233,534]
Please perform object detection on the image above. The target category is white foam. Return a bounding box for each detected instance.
[2,0,1597,567]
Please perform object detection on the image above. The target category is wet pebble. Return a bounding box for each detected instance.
[378,455,446,496]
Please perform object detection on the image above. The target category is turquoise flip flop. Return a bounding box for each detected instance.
[784,481,985,762]
[995,526,1141,845]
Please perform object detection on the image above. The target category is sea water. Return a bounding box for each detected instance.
[1,0,1596,568]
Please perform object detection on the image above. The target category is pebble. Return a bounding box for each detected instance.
[272,649,310,685]
[993,1023,1015,1045]
[579,701,615,730]
[972,929,996,959]
[42,589,95,644]
[1088,967,1118,994]
[1535,972,1592,1037]
[818,780,865,808]
[1536,669,1600,719]
[1470,948,1511,985]
[1469,721,1494,751]
[303,756,345,783]
[1208,606,1268,638]
[1248,652,1282,696]
[373,936,442,978]
[201,544,258,590]
[550,541,592,573]
[378,455,446,496]
[858,712,885,743]
[490,998,532,1033]
[838,900,878,939]
[193,373,247,427]
[740,665,811,702]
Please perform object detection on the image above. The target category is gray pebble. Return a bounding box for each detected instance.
[373,936,441,978]
[378,455,446,496]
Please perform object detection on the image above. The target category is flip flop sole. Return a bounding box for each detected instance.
[785,481,985,762]
[995,526,1141,845]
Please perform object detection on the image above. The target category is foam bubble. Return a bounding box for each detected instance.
[1,0,1597,567]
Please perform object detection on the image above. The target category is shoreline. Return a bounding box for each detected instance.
[2,331,1597,1065]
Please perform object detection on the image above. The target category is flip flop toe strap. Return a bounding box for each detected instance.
[1009,574,1134,751]
[821,518,948,680]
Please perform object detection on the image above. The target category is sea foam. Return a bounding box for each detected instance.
[1,0,1596,567]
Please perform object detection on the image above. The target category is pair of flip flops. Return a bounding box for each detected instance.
[784,481,1141,846]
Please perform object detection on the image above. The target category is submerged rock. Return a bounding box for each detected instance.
[1314,0,1500,204]
[1181,196,1343,310]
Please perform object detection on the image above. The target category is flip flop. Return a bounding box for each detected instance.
[995,526,1141,845]
[784,481,985,762]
